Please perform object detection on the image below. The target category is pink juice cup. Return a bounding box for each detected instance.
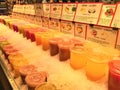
[108,60,120,90]
[25,72,48,90]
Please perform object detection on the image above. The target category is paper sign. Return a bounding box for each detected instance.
[61,3,77,21]
[98,5,116,26]
[61,20,74,34]
[86,25,118,47]
[43,4,50,18]
[50,3,62,19]
[49,18,60,31]
[35,16,42,25]
[34,4,43,16]
[42,17,49,27]
[111,3,120,28]
[74,23,86,38]
[74,3,102,24]
[116,30,120,49]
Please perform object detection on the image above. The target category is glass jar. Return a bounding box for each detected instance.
[108,60,120,90]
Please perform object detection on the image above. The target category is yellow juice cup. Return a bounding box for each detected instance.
[41,33,53,51]
[86,52,109,81]
[70,46,88,69]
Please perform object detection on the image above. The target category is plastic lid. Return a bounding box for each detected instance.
[19,65,37,76]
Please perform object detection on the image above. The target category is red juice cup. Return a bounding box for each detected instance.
[108,60,120,90]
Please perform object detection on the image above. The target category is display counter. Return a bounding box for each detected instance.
[0,23,111,90]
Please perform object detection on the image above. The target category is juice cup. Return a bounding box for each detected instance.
[25,72,47,90]
[35,30,47,45]
[49,38,62,56]
[70,46,88,69]
[108,60,120,90]
[86,52,109,81]
[41,33,53,51]
[58,39,73,61]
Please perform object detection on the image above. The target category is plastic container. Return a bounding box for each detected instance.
[41,33,53,51]
[86,51,109,81]
[70,46,88,69]
[49,38,62,56]
[35,31,46,45]
[19,65,37,82]
[58,39,72,61]
[25,72,48,90]
[108,60,120,90]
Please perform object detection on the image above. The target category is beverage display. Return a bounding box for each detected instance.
[70,46,88,69]
[108,60,120,90]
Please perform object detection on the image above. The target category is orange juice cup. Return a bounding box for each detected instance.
[86,53,109,81]
[70,46,88,69]
[41,33,53,51]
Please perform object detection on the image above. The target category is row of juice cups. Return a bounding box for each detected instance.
[10,24,120,81]
[2,18,120,82]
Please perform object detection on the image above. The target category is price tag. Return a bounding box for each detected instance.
[49,18,60,31]
[74,3,103,24]
[111,3,120,28]
[61,20,74,35]
[50,3,62,19]
[42,17,49,27]
[61,3,76,21]
[86,25,118,47]
[35,4,43,16]
[98,4,116,26]
[43,4,50,18]
[74,23,87,38]
[116,30,120,49]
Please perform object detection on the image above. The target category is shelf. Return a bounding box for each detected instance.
[0,52,20,90]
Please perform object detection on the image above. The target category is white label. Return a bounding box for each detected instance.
[61,21,74,35]
[74,3,102,24]
[74,23,86,38]
[98,5,116,26]
[111,4,120,28]
[49,19,60,31]
[86,25,118,47]
[61,4,76,21]
[50,3,62,19]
